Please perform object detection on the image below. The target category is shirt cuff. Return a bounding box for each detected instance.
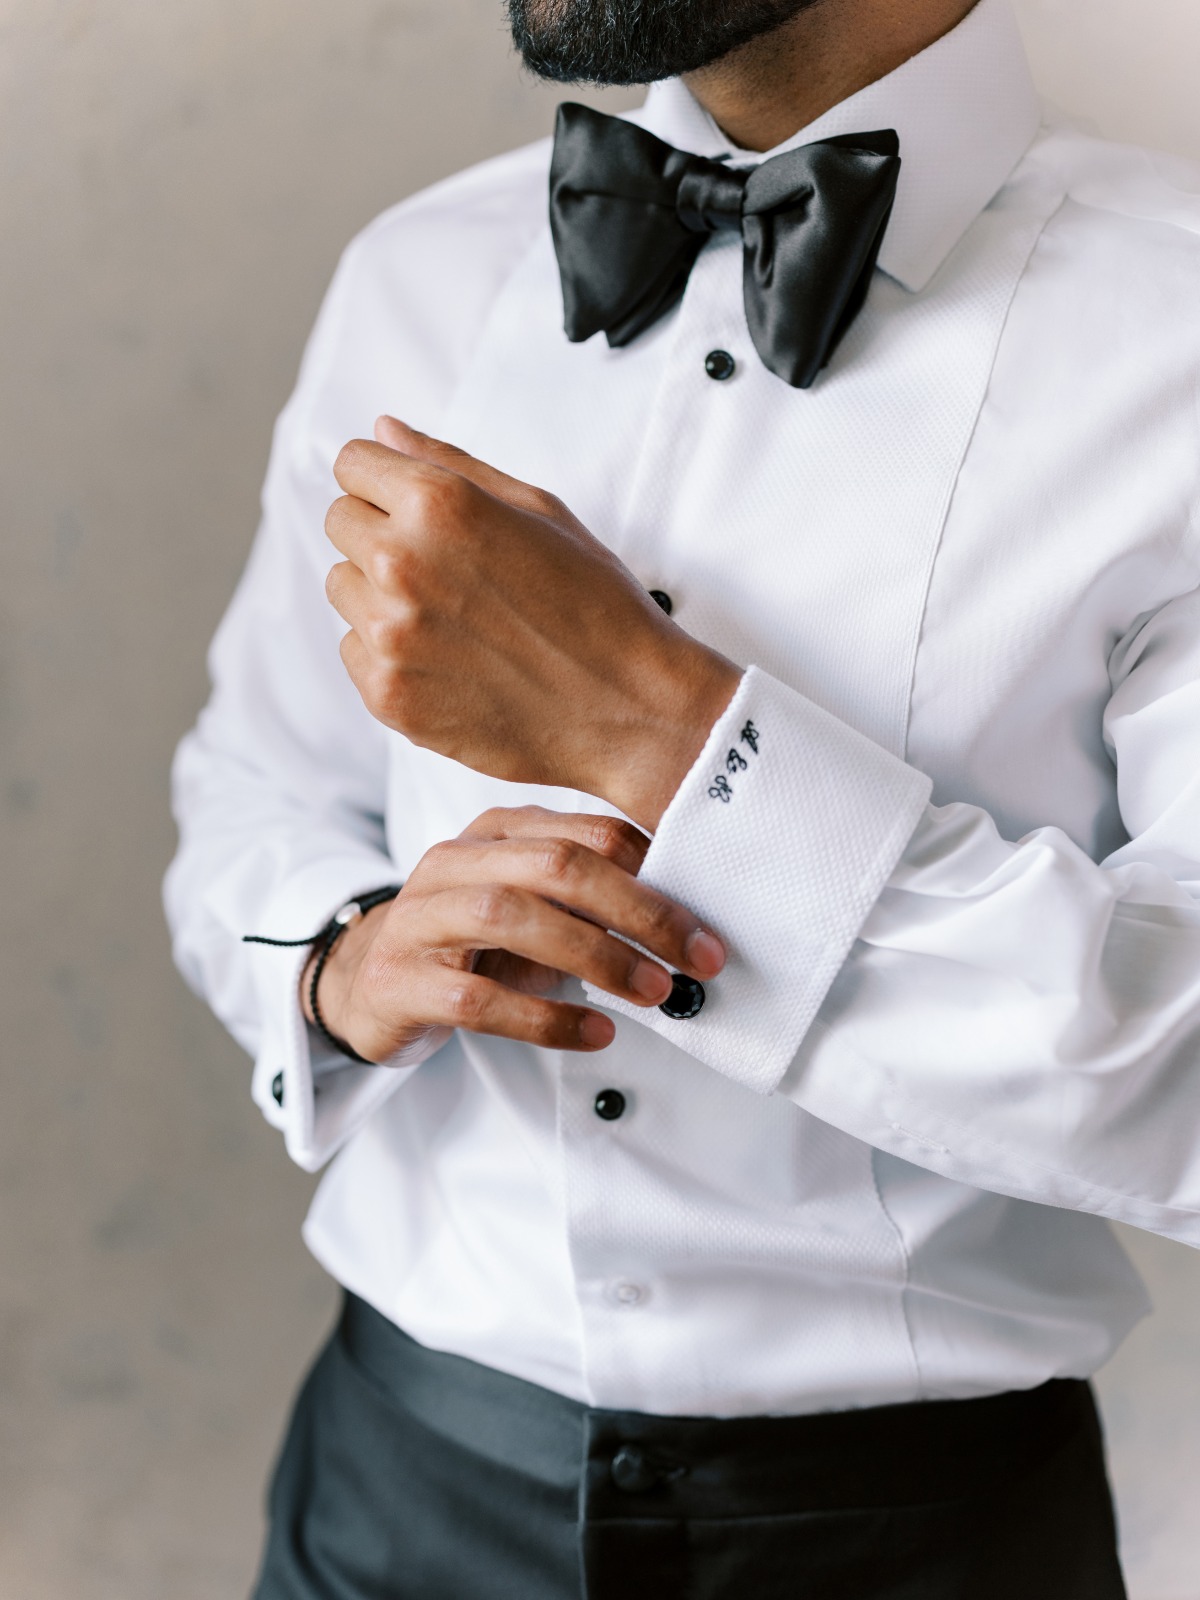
[584,666,932,1095]
[246,853,449,1170]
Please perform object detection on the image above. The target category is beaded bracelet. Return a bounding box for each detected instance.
[243,885,402,1063]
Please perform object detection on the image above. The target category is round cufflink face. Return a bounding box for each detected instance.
[659,974,706,1019]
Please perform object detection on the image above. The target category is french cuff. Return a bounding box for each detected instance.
[584,667,932,1096]
[247,853,449,1171]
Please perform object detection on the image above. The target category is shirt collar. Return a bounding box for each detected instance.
[636,0,1042,292]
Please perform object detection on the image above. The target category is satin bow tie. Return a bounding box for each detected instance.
[549,103,902,389]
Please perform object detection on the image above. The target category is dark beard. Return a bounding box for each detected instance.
[506,0,819,86]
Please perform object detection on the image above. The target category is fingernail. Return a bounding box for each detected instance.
[686,929,725,977]
[580,1012,615,1049]
[630,958,672,1002]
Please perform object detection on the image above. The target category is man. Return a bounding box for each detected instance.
[165,0,1200,1592]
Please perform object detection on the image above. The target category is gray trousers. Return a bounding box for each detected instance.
[253,1293,1127,1600]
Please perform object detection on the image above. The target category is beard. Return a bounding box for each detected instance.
[506,0,819,86]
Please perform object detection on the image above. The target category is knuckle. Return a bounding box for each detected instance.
[368,545,409,594]
[409,467,469,528]
[364,610,411,661]
[463,807,505,838]
[421,838,457,871]
[586,816,637,860]
[640,893,679,946]
[472,885,520,934]
[531,486,566,520]
[358,942,405,1003]
[514,804,550,824]
[533,1010,568,1047]
[361,663,404,727]
[444,981,487,1029]
[537,836,582,886]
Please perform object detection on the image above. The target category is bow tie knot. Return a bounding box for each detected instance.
[549,103,901,389]
[675,158,747,236]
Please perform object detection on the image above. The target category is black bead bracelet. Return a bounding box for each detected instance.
[243,885,402,1063]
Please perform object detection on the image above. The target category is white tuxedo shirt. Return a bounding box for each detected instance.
[167,0,1200,1415]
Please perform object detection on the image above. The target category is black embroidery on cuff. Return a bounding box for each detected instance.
[706,718,762,802]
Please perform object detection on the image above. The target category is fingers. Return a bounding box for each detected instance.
[373,415,557,516]
[414,883,677,1008]
[415,967,615,1052]
[325,559,372,631]
[331,426,558,527]
[324,492,390,566]
[414,825,724,984]
[456,806,650,877]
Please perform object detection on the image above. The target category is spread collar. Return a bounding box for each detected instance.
[636,0,1042,292]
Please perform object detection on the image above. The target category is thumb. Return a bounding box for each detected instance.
[374,415,551,514]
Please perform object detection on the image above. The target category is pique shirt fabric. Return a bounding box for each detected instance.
[166,0,1200,1417]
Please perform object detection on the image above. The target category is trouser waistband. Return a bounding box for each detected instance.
[339,1290,1096,1512]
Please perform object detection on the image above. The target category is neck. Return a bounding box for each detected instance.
[682,0,980,151]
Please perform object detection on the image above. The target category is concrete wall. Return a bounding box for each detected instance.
[1,1,1197,1595]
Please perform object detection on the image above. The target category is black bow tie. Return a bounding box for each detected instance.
[549,103,902,389]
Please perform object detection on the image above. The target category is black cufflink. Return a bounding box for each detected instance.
[659,974,705,1020]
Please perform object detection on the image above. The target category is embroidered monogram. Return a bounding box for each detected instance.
[706,720,762,803]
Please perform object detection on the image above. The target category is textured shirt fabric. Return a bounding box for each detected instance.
[166,0,1200,1417]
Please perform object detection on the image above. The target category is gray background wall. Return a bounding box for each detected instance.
[1,1,1198,1595]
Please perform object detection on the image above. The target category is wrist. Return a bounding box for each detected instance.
[301,896,394,1039]
[606,645,742,833]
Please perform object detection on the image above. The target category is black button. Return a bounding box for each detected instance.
[659,974,705,1020]
[649,589,673,615]
[611,1444,659,1494]
[271,1072,285,1107]
[594,1089,626,1122]
[704,349,736,381]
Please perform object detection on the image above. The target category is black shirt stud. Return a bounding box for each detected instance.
[594,1089,627,1122]
[704,349,736,381]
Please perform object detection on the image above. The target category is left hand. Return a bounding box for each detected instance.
[325,417,740,831]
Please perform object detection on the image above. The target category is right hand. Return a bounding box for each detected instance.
[303,806,726,1063]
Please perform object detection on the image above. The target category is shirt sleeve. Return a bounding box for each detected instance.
[163,241,447,1174]
[588,585,1200,1246]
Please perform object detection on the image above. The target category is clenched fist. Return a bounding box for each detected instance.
[324,416,740,832]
